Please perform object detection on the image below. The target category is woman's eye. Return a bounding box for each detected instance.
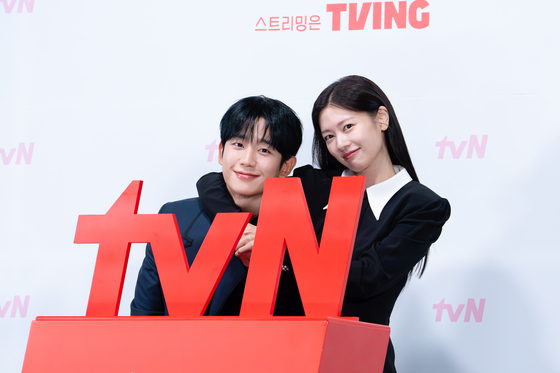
[343,123,353,130]
[324,134,333,141]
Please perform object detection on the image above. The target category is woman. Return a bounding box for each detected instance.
[197,76,450,372]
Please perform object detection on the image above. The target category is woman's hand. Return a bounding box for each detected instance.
[235,223,256,267]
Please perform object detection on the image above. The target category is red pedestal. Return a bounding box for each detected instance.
[22,316,389,373]
[22,179,389,372]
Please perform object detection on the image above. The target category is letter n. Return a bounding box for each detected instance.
[464,298,485,322]
[17,0,34,13]
[16,142,34,165]
[11,295,30,317]
[467,135,488,159]
[384,1,407,29]
[240,176,365,318]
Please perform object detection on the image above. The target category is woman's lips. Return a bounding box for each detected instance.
[343,149,359,160]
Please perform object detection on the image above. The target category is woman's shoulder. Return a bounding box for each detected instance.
[393,181,451,219]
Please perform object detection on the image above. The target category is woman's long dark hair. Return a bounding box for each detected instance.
[312,75,428,276]
[312,75,419,183]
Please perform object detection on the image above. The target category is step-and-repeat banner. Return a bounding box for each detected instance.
[2,0,559,372]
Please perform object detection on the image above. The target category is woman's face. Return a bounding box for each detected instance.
[319,105,392,179]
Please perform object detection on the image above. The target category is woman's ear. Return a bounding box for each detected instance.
[377,106,390,131]
[279,156,297,177]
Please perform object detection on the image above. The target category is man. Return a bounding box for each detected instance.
[131,96,303,316]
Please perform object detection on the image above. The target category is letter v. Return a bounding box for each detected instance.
[448,303,465,322]
[0,148,15,164]
[0,301,12,317]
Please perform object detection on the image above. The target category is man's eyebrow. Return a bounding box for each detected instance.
[257,137,273,147]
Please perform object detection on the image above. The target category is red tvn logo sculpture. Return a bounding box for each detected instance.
[22,178,390,373]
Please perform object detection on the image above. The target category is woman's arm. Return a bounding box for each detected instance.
[345,193,451,299]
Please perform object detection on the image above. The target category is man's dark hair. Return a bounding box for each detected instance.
[220,96,303,165]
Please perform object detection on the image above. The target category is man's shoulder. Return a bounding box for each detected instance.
[159,197,202,214]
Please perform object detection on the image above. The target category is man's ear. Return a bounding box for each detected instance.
[377,106,390,131]
[218,142,223,165]
[279,156,297,177]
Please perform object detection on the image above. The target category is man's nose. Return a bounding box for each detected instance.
[240,148,257,166]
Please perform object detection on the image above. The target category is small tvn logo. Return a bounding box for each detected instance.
[1,0,34,13]
[1,296,30,318]
[436,135,488,159]
[433,298,486,322]
[1,142,35,165]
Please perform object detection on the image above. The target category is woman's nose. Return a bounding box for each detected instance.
[336,134,350,151]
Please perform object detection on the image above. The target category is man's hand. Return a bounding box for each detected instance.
[235,223,255,267]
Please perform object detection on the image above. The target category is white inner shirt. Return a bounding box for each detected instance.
[324,165,412,220]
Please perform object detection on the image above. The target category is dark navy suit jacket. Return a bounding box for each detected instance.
[130,198,247,316]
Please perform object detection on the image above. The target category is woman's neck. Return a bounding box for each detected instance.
[358,155,396,188]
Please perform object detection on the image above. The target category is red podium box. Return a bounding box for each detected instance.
[22,316,389,373]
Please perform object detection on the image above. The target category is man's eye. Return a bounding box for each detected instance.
[233,142,243,148]
[259,148,270,153]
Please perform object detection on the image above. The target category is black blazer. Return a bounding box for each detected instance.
[293,165,451,325]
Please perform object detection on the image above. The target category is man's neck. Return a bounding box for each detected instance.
[225,185,262,217]
[232,195,261,217]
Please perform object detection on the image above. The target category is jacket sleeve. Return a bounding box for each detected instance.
[130,242,166,315]
[130,203,173,316]
[196,172,241,219]
[345,195,451,299]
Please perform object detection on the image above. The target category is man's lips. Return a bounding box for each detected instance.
[234,171,258,179]
[343,149,359,160]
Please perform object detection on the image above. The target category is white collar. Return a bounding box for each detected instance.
[339,165,412,219]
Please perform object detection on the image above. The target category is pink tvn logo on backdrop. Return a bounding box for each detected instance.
[433,298,486,322]
[1,0,34,13]
[436,135,488,159]
[0,296,30,318]
[1,143,35,165]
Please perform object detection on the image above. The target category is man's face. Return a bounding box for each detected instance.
[219,118,289,204]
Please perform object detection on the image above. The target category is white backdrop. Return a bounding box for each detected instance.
[2,0,559,372]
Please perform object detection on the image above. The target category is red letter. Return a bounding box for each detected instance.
[384,1,407,29]
[349,3,371,30]
[240,177,365,318]
[409,0,429,29]
[327,3,348,31]
[74,181,250,317]
[372,2,382,29]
